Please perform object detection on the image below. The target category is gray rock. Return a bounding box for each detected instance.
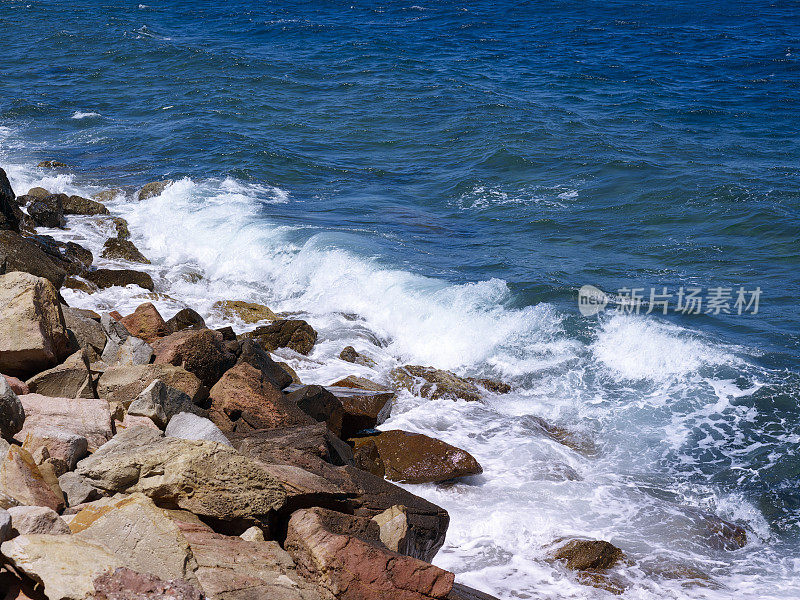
[102,336,153,367]
[165,412,231,446]
[0,376,25,441]
[101,313,129,345]
[62,307,107,356]
[128,380,196,428]
[58,471,101,507]
[7,505,71,536]
[0,508,10,542]
[0,167,20,231]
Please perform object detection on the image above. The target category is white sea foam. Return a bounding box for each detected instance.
[71,111,102,119]
[1,154,795,600]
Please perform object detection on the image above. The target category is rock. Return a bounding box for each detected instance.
[239,525,265,542]
[339,346,377,368]
[0,230,68,288]
[0,507,10,542]
[101,335,153,367]
[550,538,624,571]
[208,362,313,433]
[97,364,207,408]
[63,275,97,293]
[16,394,113,451]
[325,383,394,438]
[62,306,107,356]
[164,307,206,334]
[101,238,150,264]
[277,361,302,384]
[235,338,293,389]
[0,376,25,441]
[214,300,277,324]
[58,472,101,506]
[22,430,89,470]
[165,412,231,446]
[285,507,454,600]
[0,272,71,378]
[0,168,20,231]
[391,366,492,402]
[37,160,67,168]
[330,375,386,391]
[230,423,353,468]
[75,427,287,527]
[25,351,97,399]
[27,187,51,199]
[682,507,747,550]
[467,377,512,395]
[84,268,154,291]
[71,494,200,586]
[119,302,167,343]
[526,416,598,456]
[7,506,71,536]
[216,326,236,340]
[62,195,109,216]
[448,584,503,600]
[62,241,94,272]
[92,189,123,203]
[0,444,64,511]
[1,534,123,600]
[3,374,30,395]
[351,430,483,484]
[152,329,236,389]
[372,505,415,556]
[127,380,197,428]
[182,525,323,600]
[91,567,204,600]
[244,319,318,355]
[112,216,130,240]
[284,385,344,437]
[138,180,172,201]
[117,413,161,432]
[28,195,66,228]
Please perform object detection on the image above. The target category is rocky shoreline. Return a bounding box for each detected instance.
[0,165,747,599]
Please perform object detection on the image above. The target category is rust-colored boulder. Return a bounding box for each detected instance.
[91,568,204,600]
[15,394,113,452]
[244,319,317,355]
[351,430,482,484]
[326,381,394,438]
[152,329,236,389]
[0,443,64,512]
[208,363,313,433]
[119,302,167,344]
[285,507,454,600]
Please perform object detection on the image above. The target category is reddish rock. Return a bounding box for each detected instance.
[91,567,204,600]
[208,363,314,433]
[0,444,64,512]
[351,430,482,484]
[152,329,236,389]
[15,394,113,452]
[3,375,30,395]
[119,303,168,344]
[285,507,454,600]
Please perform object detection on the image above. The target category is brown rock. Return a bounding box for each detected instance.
[101,238,150,264]
[0,272,71,378]
[0,230,68,288]
[119,302,167,343]
[22,430,89,470]
[91,567,204,600]
[92,189,123,203]
[208,363,313,433]
[27,195,65,228]
[235,338,293,390]
[277,361,301,384]
[164,308,206,334]
[84,268,154,291]
[62,306,107,356]
[112,217,130,240]
[550,538,624,571]
[0,443,64,511]
[230,423,353,467]
[25,350,97,399]
[326,381,394,438]
[284,385,344,437]
[3,374,30,395]
[351,430,482,484]
[0,377,25,441]
[27,187,51,199]
[138,180,172,201]
[152,329,236,389]
[338,346,376,368]
[16,393,113,452]
[245,319,317,355]
[391,366,493,402]
[62,195,109,216]
[213,300,277,324]
[63,276,97,293]
[37,160,67,168]
[97,364,207,408]
[285,507,454,600]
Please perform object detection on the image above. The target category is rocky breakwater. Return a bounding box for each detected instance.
[0,167,504,599]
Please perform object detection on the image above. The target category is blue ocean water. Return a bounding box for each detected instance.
[2,1,800,597]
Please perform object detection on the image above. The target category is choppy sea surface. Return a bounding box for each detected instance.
[2,1,800,597]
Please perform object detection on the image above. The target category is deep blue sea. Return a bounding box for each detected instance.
[2,1,800,598]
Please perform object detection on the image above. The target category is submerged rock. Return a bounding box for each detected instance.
[550,538,623,571]
[390,365,509,402]
[37,160,67,168]
[339,345,377,368]
[214,299,277,324]
[138,180,172,201]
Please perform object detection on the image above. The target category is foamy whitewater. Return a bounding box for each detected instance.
[3,150,796,599]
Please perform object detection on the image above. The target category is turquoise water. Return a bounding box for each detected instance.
[2,1,800,597]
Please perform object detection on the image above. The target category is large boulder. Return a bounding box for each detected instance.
[235,338,293,390]
[27,194,66,228]
[152,329,236,389]
[244,319,318,355]
[101,238,150,264]
[0,272,71,378]
[0,442,64,511]
[97,364,207,407]
[26,350,97,399]
[0,167,20,231]
[214,300,277,324]
[16,394,113,452]
[285,507,454,600]
[84,268,154,291]
[7,505,71,536]
[230,423,353,468]
[119,302,167,343]
[62,195,109,216]
[351,430,482,484]
[0,376,25,441]
[208,362,314,433]
[62,306,107,357]
[127,379,198,428]
[165,412,231,446]
[0,230,68,288]
[390,365,509,402]
[92,568,204,600]
[74,427,287,528]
